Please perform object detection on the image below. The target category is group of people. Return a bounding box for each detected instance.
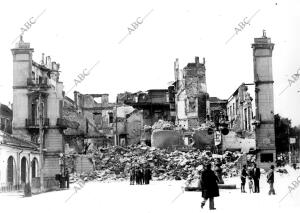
[199,162,277,211]
[129,166,152,185]
[240,163,261,193]
[241,163,275,195]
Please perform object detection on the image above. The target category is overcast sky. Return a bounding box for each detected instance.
[0,0,300,126]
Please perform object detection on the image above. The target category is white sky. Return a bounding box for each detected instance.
[0,0,300,126]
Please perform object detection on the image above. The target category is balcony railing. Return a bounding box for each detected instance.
[25,118,49,128]
[27,77,49,88]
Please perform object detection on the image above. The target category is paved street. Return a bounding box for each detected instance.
[1,167,299,213]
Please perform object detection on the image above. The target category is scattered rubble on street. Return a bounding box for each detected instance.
[67,145,243,184]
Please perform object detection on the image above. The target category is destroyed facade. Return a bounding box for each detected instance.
[0,32,278,191]
[174,57,209,129]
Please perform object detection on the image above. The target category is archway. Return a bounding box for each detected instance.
[21,157,27,183]
[31,158,38,178]
[7,156,15,184]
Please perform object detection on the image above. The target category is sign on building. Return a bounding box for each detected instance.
[289,138,296,144]
[214,131,221,146]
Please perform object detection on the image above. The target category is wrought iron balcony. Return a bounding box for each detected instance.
[25,118,49,128]
[27,77,49,88]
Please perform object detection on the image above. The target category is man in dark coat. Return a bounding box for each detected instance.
[65,170,70,189]
[267,165,275,195]
[201,163,219,210]
[137,167,143,185]
[144,167,152,184]
[136,167,140,185]
[241,165,248,193]
[141,167,145,185]
[252,163,261,193]
[130,166,135,185]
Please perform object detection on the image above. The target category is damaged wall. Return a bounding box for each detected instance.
[175,57,209,130]
[126,110,143,145]
[223,131,255,153]
[151,129,184,149]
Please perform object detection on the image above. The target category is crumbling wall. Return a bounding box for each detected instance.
[126,110,143,145]
[177,57,207,129]
[192,130,214,149]
[74,155,94,173]
[63,107,85,135]
[151,130,184,149]
[223,131,255,153]
[188,118,199,129]
[198,94,207,124]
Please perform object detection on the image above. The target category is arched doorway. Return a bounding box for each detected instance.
[21,157,27,183]
[7,156,15,184]
[31,158,38,178]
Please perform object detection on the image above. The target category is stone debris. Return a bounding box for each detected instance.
[151,120,175,130]
[67,145,242,183]
[276,168,288,174]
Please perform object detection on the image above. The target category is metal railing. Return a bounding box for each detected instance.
[25,118,49,127]
[27,77,49,88]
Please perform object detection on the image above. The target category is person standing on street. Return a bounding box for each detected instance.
[145,166,152,185]
[65,170,70,189]
[267,165,275,195]
[252,163,260,193]
[200,163,219,210]
[130,166,135,185]
[142,167,146,185]
[241,165,248,193]
[136,167,140,185]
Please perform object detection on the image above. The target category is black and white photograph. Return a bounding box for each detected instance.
[0,0,299,212]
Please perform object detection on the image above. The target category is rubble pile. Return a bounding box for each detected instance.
[222,151,241,163]
[68,145,242,182]
[151,120,175,130]
[221,162,239,178]
[276,168,288,174]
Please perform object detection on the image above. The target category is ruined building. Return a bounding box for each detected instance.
[120,89,176,126]
[221,84,256,153]
[11,37,65,189]
[252,31,276,168]
[174,57,209,130]
[227,83,255,134]
[65,92,142,147]
[209,97,227,124]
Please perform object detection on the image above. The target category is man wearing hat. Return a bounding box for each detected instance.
[200,163,220,210]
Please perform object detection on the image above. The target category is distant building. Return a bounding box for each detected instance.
[120,89,176,126]
[222,84,256,153]
[209,97,227,124]
[68,92,143,147]
[227,83,255,134]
